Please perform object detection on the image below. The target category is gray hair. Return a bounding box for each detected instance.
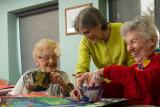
[121,15,159,49]
[33,38,61,60]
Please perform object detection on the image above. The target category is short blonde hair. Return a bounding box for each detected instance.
[121,14,159,50]
[33,39,61,60]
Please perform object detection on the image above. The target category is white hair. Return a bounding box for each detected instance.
[33,38,61,60]
[121,14,159,49]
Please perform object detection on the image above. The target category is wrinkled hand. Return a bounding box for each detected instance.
[70,89,81,101]
[75,73,85,88]
[75,72,93,88]
[89,73,102,87]
[89,69,104,87]
[50,72,64,85]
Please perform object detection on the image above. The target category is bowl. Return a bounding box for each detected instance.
[80,85,103,103]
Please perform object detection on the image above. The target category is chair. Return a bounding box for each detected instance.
[0,79,7,85]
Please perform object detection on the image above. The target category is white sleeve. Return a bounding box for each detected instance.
[62,72,70,84]
[9,75,25,95]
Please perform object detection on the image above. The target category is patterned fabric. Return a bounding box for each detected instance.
[9,68,73,97]
[61,83,74,97]
[137,58,151,70]
[23,70,51,92]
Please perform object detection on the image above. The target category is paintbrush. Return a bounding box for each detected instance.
[99,76,112,83]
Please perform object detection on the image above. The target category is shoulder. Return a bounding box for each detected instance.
[110,22,123,36]
[149,52,160,64]
[110,22,123,28]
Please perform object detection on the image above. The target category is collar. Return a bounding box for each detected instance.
[136,53,154,70]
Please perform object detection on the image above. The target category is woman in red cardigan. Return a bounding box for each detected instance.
[89,15,160,105]
[71,14,160,105]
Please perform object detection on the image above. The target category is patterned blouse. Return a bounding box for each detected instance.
[9,68,73,97]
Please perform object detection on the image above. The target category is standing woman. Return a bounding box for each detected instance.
[72,7,135,99]
[74,7,135,75]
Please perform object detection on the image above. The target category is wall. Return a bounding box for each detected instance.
[140,0,154,14]
[109,0,141,22]
[155,0,160,34]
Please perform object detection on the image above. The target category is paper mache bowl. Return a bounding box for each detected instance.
[81,85,103,103]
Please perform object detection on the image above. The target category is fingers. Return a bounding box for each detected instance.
[75,72,103,88]
[76,73,89,88]
[75,73,85,88]
[89,74,96,87]
[50,71,60,76]
[50,72,62,84]
[97,68,104,76]
[75,72,94,88]
[70,89,81,101]
[75,73,83,78]
[89,74,102,87]
[76,77,85,89]
[84,73,93,85]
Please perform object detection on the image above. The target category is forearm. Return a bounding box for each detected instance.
[103,65,132,84]
[60,83,74,97]
[76,38,90,74]
[76,66,89,74]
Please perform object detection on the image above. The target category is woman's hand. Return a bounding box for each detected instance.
[89,73,102,87]
[50,72,65,86]
[75,70,103,88]
[75,72,93,88]
[70,89,81,101]
[89,68,104,87]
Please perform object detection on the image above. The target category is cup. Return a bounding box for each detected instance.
[81,85,103,103]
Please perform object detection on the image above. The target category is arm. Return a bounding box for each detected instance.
[103,65,133,85]
[103,63,160,91]
[9,75,25,95]
[76,37,91,73]
[59,71,74,97]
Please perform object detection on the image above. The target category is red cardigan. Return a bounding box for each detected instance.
[103,52,160,105]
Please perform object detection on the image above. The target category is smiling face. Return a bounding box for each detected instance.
[79,25,104,43]
[35,48,58,73]
[125,31,153,63]
[33,39,60,73]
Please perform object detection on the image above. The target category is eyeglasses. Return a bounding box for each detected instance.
[38,55,58,61]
